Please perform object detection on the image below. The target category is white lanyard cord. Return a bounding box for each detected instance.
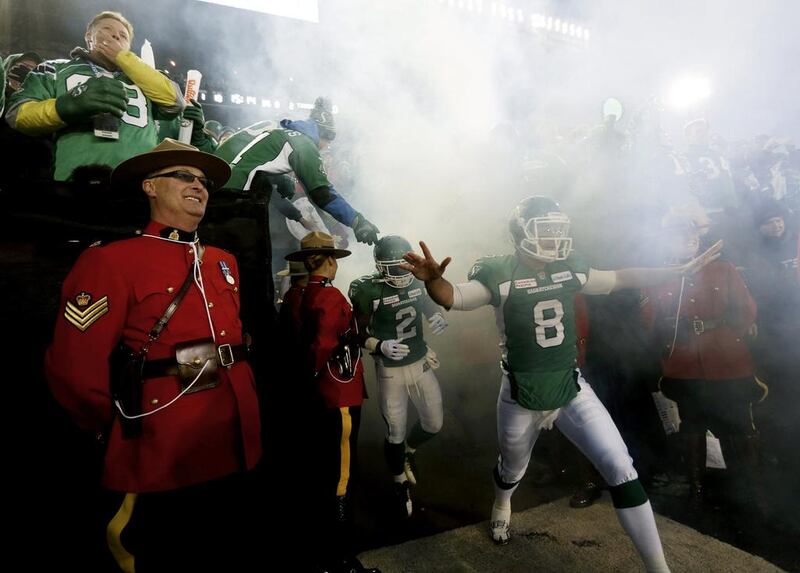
[114,359,212,420]
[141,234,216,343]
[668,276,686,360]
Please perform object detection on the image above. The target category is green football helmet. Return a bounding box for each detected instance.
[374,235,413,288]
[509,196,572,262]
[203,119,224,141]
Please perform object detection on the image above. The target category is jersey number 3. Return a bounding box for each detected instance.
[66,74,148,128]
[533,299,565,348]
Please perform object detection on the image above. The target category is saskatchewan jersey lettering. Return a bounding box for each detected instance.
[468,253,590,410]
[348,273,440,367]
[215,120,331,192]
[8,57,171,181]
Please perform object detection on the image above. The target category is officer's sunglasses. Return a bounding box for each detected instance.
[147,170,215,191]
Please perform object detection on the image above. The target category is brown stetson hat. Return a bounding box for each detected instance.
[110,138,231,191]
[285,231,351,262]
[276,260,309,277]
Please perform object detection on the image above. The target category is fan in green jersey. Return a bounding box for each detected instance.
[401,196,722,572]
[5,10,184,181]
[349,235,448,518]
[3,52,42,106]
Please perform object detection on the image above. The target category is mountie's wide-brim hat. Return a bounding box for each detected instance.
[277,260,309,277]
[110,138,231,190]
[285,231,351,261]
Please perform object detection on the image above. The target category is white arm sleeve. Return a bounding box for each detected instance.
[580,268,617,295]
[451,280,493,311]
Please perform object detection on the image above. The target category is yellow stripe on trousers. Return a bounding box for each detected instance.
[336,407,353,496]
[107,492,137,573]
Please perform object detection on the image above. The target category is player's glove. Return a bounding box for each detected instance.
[55,76,127,124]
[427,313,448,335]
[352,212,380,245]
[299,216,317,231]
[379,339,410,361]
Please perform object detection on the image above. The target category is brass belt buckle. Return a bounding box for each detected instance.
[218,343,234,367]
[692,319,705,335]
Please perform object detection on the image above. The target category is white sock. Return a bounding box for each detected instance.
[493,479,518,511]
[615,502,670,573]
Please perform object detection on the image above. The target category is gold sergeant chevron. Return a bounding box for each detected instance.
[65,295,109,332]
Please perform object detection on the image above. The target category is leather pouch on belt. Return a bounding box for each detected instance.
[175,338,220,393]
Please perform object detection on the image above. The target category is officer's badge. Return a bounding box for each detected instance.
[169,229,180,240]
[64,292,108,332]
[219,261,235,285]
[75,292,91,307]
[537,271,547,281]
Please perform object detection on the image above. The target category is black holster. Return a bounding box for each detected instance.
[330,330,361,380]
[109,342,145,439]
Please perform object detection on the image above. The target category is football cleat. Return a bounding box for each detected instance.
[489,504,511,545]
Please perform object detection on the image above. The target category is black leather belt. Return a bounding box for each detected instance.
[142,343,249,379]
[665,317,725,335]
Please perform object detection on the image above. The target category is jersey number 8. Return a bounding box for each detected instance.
[533,299,565,348]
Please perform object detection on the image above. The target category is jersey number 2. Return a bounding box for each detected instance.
[396,306,417,341]
[533,299,565,348]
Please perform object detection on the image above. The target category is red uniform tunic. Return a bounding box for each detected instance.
[641,259,756,380]
[300,276,365,408]
[574,293,589,369]
[45,221,262,493]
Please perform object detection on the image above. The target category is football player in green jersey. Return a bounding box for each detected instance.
[401,196,722,573]
[5,11,183,181]
[215,97,380,246]
[349,236,448,518]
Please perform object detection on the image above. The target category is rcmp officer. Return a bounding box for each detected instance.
[641,212,763,509]
[287,232,380,573]
[45,139,262,571]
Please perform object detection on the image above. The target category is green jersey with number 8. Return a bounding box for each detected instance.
[468,253,590,410]
[349,273,440,367]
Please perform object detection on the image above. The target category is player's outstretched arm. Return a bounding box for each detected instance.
[612,240,723,291]
[400,241,455,309]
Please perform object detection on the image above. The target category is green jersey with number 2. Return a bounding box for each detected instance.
[348,273,439,367]
[468,253,590,410]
